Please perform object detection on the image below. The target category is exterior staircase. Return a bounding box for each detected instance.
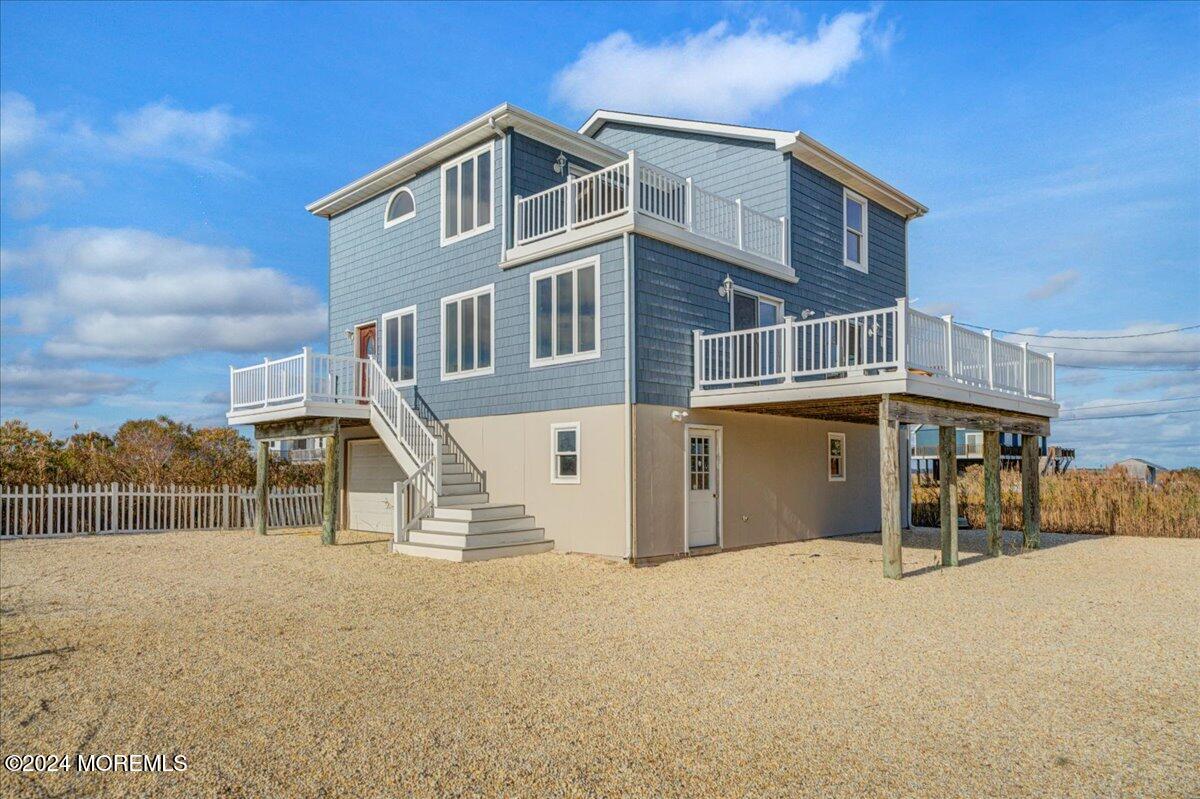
[365,374,551,562]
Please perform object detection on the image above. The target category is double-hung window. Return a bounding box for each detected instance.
[550,422,580,484]
[441,285,494,380]
[382,306,416,385]
[843,188,868,272]
[441,143,494,245]
[530,257,599,367]
[828,432,846,482]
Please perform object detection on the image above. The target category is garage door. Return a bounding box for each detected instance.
[346,439,405,533]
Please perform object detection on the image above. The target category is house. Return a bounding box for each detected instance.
[1114,458,1167,485]
[268,437,326,464]
[227,104,1059,577]
[910,426,1074,478]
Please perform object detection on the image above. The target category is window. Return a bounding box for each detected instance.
[550,422,580,484]
[382,306,416,385]
[529,257,599,367]
[843,188,868,272]
[730,288,783,331]
[441,143,493,245]
[384,187,416,227]
[828,433,846,482]
[440,285,494,380]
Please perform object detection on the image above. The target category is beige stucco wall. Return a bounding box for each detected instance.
[633,404,884,559]
[444,404,628,558]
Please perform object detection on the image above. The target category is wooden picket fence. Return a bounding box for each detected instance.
[0,484,323,538]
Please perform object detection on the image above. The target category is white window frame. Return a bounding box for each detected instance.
[439,284,495,382]
[440,142,495,247]
[384,187,416,228]
[828,432,847,482]
[381,305,417,386]
[567,162,590,179]
[550,421,581,484]
[842,188,868,273]
[528,256,602,368]
[728,286,785,330]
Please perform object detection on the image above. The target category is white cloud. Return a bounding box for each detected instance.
[1114,371,1200,398]
[2,227,326,362]
[76,100,252,174]
[0,92,42,155]
[1002,323,1200,368]
[6,169,85,219]
[1025,268,1080,301]
[1056,411,1199,469]
[553,12,881,120]
[0,363,139,409]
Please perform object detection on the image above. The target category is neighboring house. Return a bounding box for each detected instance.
[228,104,1059,574]
[910,426,1073,477]
[1114,458,1168,485]
[269,437,326,464]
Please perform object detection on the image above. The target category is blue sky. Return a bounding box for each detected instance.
[1,1,1197,466]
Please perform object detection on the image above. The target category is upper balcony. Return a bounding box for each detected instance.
[504,152,794,280]
[691,299,1059,420]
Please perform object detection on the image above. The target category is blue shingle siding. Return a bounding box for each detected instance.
[790,159,907,313]
[591,122,790,218]
[328,135,625,420]
[509,131,598,202]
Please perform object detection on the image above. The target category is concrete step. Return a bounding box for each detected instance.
[441,462,469,475]
[439,481,483,496]
[420,515,538,534]
[391,539,554,563]
[432,503,526,522]
[406,527,546,549]
[436,492,489,506]
[440,470,477,485]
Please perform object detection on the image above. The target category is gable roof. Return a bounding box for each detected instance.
[1116,458,1169,471]
[307,104,625,218]
[580,109,928,220]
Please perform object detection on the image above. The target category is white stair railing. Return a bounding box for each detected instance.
[392,457,437,544]
[362,357,442,495]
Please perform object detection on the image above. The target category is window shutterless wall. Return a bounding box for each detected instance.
[327,134,626,421]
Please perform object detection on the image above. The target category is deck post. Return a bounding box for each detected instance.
[985,330,995,389]
[984,429,1002,556]
[626,150,639,217]
[255,440,268,536]
[782,316,795,381]
[939,425,959,566]
[942,315,955,379]
[879,395,903,579]
[685,177,694,231]
[895,297,908,368]
[1021,434,1041,549]
[322,433,339,545]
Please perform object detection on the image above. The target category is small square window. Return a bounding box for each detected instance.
[551,422,580,484]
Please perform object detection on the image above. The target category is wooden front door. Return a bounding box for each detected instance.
[356,323,377,398]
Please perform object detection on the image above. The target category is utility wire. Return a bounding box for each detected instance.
[1035,344,1200,353]
[1060,395,1200,412]
[956,322,1200,339]
[1058,408,1200,421]
[1055,364,1200,372]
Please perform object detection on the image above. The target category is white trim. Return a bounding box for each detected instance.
[827,432,847,482]
[439,283,496,382]
[682,424,722,553]
[383,187,416,228]
[842,188,869,273]
[550,421,581,484]
[440,141,496,247]
[622,231,633,560]
[729,286,785,330]
[381,305,417,386]
[581,110,794,148]
[528,256,602,368]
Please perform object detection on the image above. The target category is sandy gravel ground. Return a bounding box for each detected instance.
[1,526,1197,799]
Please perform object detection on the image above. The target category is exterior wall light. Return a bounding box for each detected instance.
[717,275,734,298]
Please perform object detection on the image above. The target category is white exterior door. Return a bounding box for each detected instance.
[686,427,720,549]
[346,439,404,533]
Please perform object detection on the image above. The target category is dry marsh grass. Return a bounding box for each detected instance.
[913,467,1200,538]
[2,527,1198,798]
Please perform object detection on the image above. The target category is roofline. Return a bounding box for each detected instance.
[580,110,928,220]
[307,104,626,218]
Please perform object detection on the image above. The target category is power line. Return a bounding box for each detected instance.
[1060,395,1200,412]
[1037,344,1200,353]
[957,322,1200,339]
[1055,364,1200,372]
[1058,408,1200,421]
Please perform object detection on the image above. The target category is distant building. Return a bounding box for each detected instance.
[1114,458,1168,486]
[269,437,326,464]
[910,425,1074,478]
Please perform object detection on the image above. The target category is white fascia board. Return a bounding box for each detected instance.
[580,110,929,221]
[307,104,625,218]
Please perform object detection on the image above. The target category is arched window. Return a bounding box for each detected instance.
[385,187,416,226]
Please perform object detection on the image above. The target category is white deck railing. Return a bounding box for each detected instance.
[693,299,1056,401]
[514,151,788,266]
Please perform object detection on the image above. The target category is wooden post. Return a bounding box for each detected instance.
[322,433,339,545]
[984,429,1002,556]
[879,396,903,579]
[1021,434,1041,549]
[256,440,269,536]
[939,425,959,566]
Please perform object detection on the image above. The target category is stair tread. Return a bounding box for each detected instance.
[394,538,553,552]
